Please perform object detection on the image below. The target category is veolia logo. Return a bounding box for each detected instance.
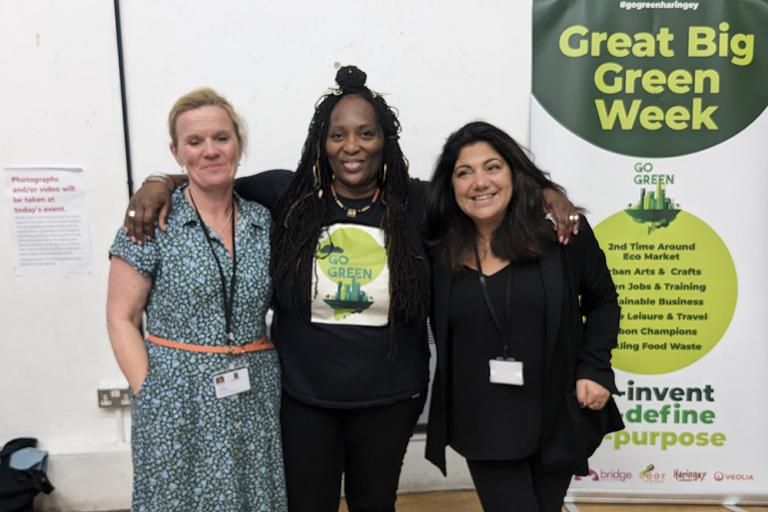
[714,471,754,482]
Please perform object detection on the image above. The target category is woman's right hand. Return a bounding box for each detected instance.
[107,257,152,399]
[124,182,172,243]
[576,378,610,411]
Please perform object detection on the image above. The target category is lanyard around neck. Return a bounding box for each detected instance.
[189,189,238,343]
[473,244,513,359]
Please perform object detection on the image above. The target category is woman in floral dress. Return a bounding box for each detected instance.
[106,88,287,511]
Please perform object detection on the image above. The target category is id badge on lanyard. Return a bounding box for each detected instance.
[212,364,251,399]
[190,189,253,399]
[475,248,524,387]
[489,358,524,386]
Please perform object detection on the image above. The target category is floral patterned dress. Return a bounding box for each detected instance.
[110,188,287,511]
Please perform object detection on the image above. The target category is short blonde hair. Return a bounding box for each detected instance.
[168,87,247,154]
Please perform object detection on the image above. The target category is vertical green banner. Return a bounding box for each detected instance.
[532,0,767,500]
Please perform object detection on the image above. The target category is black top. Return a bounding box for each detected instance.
[426,217,625,476]
[448,262,546,459]
[235,171,430,408]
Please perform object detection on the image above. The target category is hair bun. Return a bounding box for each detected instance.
[335,66,367,90]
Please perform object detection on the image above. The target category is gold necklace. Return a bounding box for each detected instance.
[187,188,233,237]
[214,206,233,237]
[330,184,380,218]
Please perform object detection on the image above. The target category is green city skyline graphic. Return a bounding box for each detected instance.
[625,182,680,232]
[323,275,374,314]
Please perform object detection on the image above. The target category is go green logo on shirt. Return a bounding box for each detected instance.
[316,227,387,319]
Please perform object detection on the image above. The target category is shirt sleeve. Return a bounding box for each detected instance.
[234,169,294,211]
[108,226,160,277]
[572,216,620,393]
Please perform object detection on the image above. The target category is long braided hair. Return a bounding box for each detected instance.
[271,66,429,323]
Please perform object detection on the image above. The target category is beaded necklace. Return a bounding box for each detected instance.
[330,184,380,218]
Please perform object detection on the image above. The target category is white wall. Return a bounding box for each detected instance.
[1,0,134,510]
[119,0,534,183]
[0,1,534,509]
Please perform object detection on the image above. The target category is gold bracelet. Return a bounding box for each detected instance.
[143,173,174,192]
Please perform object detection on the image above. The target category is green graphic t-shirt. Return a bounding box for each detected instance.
[237,173,430,409]
[311,224,389,326]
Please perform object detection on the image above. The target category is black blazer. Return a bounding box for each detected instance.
[425,218,624,475]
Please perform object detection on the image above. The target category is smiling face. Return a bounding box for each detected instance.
[325,95,384,199]
[170,105,241,192]
[451,141,513,233]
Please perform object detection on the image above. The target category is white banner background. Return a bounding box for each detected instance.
[530,0,768,503]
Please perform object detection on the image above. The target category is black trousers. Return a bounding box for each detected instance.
[467,457,572,512]
[281,392,426,512]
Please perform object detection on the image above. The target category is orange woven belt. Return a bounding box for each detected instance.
[146,334,273,355]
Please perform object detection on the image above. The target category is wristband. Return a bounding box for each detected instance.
[143,173,174,192]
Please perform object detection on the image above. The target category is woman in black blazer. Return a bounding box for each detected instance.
[423,122,624,512]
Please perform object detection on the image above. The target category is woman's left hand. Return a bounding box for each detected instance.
[542,188,579,245]
[576,379,611,411]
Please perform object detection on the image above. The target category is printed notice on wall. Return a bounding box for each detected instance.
[4,167,92,275]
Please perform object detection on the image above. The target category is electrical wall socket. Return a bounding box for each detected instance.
[97,388,131,408]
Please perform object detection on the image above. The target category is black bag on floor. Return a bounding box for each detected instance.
[0,438,54,512]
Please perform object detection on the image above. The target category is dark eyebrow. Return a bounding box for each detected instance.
[328,123,377,130]
[454,157,502,172]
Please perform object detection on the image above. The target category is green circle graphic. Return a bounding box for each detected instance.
[317,227,386,286]
[533,0,768,157]
[594,210,737,374]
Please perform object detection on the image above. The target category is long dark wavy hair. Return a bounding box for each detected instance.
[424,121,563,271]
[271,66,429,322]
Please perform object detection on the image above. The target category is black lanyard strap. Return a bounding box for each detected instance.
[473,245,514,359]
[189,189,237,343]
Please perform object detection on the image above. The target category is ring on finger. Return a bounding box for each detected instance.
[127,209,137,218]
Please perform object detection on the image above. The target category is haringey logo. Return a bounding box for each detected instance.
[713,471,754,482]
[673,469,706,482]
[639,464,665,482]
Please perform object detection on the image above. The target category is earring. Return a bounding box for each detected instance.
[380,163,388,185]
[180,165,187,174]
